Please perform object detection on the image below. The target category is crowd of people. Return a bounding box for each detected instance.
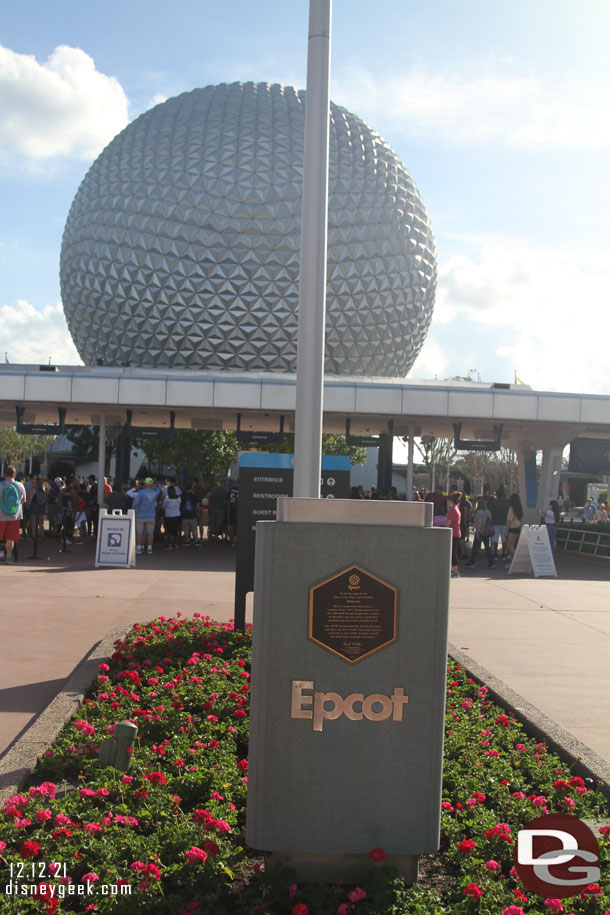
[351,481,565,577]
[2,464,606,568]
[583,496,610,524]
[0,467,239,561]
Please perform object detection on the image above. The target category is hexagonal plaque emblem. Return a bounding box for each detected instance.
[309,565,398,663]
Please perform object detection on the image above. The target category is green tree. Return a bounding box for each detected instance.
[260,433,366,466]
[0,427,56,469]
[134,430,239,487]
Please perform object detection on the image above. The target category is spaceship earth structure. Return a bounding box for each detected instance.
[60,81,436,375]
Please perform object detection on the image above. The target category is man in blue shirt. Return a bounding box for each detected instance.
[132,477,161,554]
[583,498,596,523]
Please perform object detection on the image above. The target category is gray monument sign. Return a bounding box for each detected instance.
[246,499,451,882]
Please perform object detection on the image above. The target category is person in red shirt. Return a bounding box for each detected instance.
[445,492,462,578]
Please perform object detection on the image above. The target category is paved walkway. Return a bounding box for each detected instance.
[1,540,609,767]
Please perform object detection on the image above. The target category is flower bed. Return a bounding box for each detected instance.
[0,614,608,914]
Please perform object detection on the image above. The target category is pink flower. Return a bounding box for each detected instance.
[29,782,56,798]
[185,846,208,864]
[236,758,248,771]
[81,873,99,884]
[532,795,548,807]
[288,884,298,898]
[34,810,52,823]
[347,887,366,903]
[544,901,564,912]
[368,847,387,862]
[485,859,500,871]
[511,791,526,799]
[441,801,454,811]
[74,720,96,736]
[337,906,351,915]
[502,909,526,915]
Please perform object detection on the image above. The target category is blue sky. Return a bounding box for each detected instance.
[1,0,609,394]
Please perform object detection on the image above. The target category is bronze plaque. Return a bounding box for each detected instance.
[309,565,398,663]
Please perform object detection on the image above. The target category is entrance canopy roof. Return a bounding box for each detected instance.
[1,364,609,448]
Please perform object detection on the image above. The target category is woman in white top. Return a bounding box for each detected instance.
[162,485,182,549]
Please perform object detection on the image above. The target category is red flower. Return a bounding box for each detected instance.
[495,714,511,727]
[580,884,603,897]
[463,883,484,899]
[144,771,168,785]
[236,758,248,771]
[553,780,570,792]
[20,840,42,859]
[485,823,513,842]
[368,847,387,862]
[458,838,476,854]
[292,906,309,915]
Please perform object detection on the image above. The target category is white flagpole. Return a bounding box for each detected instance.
[293,0,332,499]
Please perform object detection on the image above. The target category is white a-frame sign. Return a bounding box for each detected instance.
[509,524,557,577]
[95,509,137,568]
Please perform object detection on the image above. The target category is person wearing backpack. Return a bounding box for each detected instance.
[0,465,27,564]
[180,482,200,546]
[465,498,495,569]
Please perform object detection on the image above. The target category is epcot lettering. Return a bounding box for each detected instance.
[290,680,409,732]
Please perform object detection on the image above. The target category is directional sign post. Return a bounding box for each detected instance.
[234,452,350,628]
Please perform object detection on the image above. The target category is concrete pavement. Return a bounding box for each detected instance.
[0,539,609,777]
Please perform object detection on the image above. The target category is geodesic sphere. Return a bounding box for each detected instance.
[60,82,436,375]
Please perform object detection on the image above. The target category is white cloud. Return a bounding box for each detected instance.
[147,92,169,109]
[333,61,610,150]
[410,245,610,394]
[0,300,82,365]
[0,44,129,164]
